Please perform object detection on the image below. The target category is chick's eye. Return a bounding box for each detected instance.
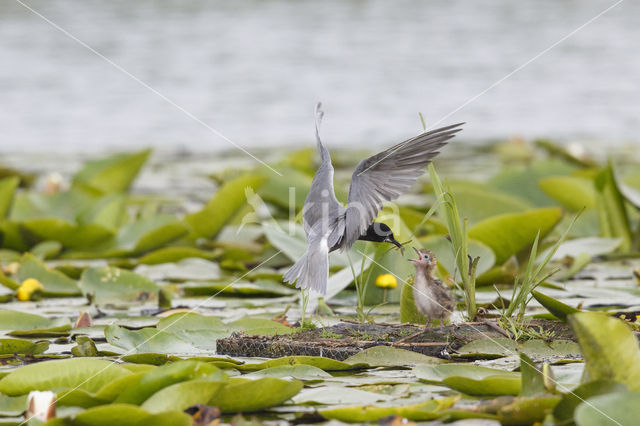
[423,255,430,261]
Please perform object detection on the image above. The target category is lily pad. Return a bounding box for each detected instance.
[0,338,48,355]
[344,345,446,366]
[212,377,303,413]
[16,253,80,296]
[0,309,68,331]
[137,247,216,265]
[414,364,521,396]
[185,174,266,239]
[0,176,19,219]
[574,391,640,426]
[539,176,597,211]
[553,380,627,424]
[104,325,205,355]
[47,403,192,426]
[79,266,158,302]
[0,358,132,396]
[468,208,563,264]
[532,290,580,321]
[141,380,227,413]
[319,397,458,423]
[72,149,151,194]
[569,312,640,390]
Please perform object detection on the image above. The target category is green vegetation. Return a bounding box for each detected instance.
[0,137,639,424]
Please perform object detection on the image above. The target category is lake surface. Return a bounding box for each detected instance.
[0,0,638,153]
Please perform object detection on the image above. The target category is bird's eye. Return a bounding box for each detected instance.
[423,254,430,261]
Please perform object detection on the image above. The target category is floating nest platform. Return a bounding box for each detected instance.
[217,320,575,361]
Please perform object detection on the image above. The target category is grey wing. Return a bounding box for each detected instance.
[302,103,345,244]
[343,123,463,248]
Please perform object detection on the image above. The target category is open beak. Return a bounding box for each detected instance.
[384,236,404,255]
[408,246,420,263]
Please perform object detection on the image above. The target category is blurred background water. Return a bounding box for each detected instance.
[0,0,638,153]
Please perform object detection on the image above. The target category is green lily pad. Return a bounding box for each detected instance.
[595,162,632,252]
[46,403,192,426]
[344,345,446,366]
[141,379,226,413]
[532,290,581,321]
[0,393,27,417]
[212,377,303,413]
[79,266,158,302]
[414,364,521,395]
[447,180,532,224]
[569,312,640,390]
[134,258,221,281]
[104,325,205,355]
[31,240,63,260]
[498,395,561,425]
[488,160,576,207]
[240,356,368,372]
[137,247,216,265]
[72,149,152,194]
[553,380,627,424]
[16,253,80,296]
[468,207,563,264]
[0,358,132,396]
[574,392,640,426]
[185,174,266,239]
[0,338,48,355]
[21,218,114,250]
[244,365,332,381]
[181,279,294,297]
[0,176,19,219]
[539,176,597,211]
[117,360,226,405]
[0,309,68,331]
[319,397,458,423]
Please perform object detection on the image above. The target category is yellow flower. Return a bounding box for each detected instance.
[375,273,397,289]
[16,278,44,301]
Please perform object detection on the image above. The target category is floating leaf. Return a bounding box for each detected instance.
[50,403,192,426]
[113,215,189,255]
[72,149,152,194]
[319,397,458,423]
[105,325,205,355]
[345,345,445,367]
[0,176,19,219]
[0,309,68,331]
[414,364,521,396]
[15,253,79,296]
[532,290,580,321]
[574,392,640,426]
[0,338,48,355]
[543,237,622,261]
[569,312,640,390]
[137,247,215,265]
[185,174,266,239]
[498,395,561,425]
[447,180,532,224]
[21,218,114,251]
[0,358,132,396]
[141,380,226,413]
[595,162,632,252]
[553,380,627,424]
[134,258,221,281]
[31,240,63,260]
[489,160,575,206]
[468,208,563,264]
[539,176,597,211]
[79,266,158,303]
[212,377,303,413]
[244,365,331,381]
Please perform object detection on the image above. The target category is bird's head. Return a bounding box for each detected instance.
[361,222,404,254]
[409,247,437,271]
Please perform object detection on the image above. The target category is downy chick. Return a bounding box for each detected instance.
[409,248,455,328]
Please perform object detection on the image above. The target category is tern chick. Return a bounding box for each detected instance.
[409,248,455,328]
[283,103,463,294]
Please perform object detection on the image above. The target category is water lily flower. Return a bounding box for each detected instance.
[375,273,397,289]
[16,278,44,301]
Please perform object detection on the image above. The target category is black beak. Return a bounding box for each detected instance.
[384,236,404,255]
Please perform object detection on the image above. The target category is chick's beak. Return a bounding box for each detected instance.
[384,236,404,255]
[408,246,420,263]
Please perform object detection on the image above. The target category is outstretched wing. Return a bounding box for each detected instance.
[343,123,463,248]
[302,103,345,240]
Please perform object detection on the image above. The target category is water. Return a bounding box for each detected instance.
[0,0,638,154]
